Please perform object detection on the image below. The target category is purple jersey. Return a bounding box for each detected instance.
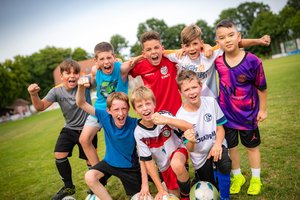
[215,52,267,130]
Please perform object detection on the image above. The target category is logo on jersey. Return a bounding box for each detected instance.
[237,74,247,83]
[99,81,117,98]
[160,66,168,75]
[203,113,212,122]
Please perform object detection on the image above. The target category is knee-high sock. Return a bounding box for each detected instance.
[56,158,73,188]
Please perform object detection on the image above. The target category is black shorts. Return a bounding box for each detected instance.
[224,126,261,148]
[193,146,231,189]
[92,160,141,196]
[54,127,98,160]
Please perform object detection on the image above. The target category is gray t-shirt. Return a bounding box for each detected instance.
[45,84,91,130]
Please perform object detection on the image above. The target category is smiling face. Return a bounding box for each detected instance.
[134,99,156,122]
[180,79,202,106]
[60,67,80,90]
[216,26,241,53]
[95,51,116,75]
[182,38,204,60]
[142,39,164,66]
[107,99,129,129]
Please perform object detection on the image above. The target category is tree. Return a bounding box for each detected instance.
[72,47,90,61]
[163,24,185,50]
[215,2,270,38]
[196,20,215,46]
[110,34,129,59]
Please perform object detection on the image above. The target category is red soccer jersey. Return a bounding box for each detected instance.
[130,56,182,115]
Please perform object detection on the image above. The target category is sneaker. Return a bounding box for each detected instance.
[51,185,75,200]
[230,174,246,194]
[247,177,262,195]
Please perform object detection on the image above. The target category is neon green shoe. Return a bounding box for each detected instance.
[247,177,262,195]
[230,174,246,194]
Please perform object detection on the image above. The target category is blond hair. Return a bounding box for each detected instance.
[106,92,129,110]
[130,86,156,109]
[181,24,203,45]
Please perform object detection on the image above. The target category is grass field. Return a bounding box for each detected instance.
[0,54,300,200]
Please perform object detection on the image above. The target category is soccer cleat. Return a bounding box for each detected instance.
[247,177,262,195]
[51,185,75,200]
[230,174,246,194]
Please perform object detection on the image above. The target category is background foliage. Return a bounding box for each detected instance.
[0,0,299,109]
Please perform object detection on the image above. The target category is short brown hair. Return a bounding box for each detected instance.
[94,42,114,58]
[140,31,161,48]
[130,86,156,109]
[59,58,81,74]
[177,69,201,91]
[106,92,129,110]
[181,24,202,45]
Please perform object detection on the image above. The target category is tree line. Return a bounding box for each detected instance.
[0,0,299,109]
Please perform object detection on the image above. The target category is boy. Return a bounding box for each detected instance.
[176,70,231,200]
[27,59,97,200]
[130,31,182,115]
[80,42,135,167]
[76,77,141,200]
[215,19,268,195]
[131,85,192,200]
[164,24,271,98]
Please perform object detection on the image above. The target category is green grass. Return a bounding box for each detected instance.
[0,54,300,199]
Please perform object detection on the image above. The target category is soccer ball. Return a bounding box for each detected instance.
[162,193,179,200]
[131,192,154,200]
[85,194,101,200]
[189,181,219,200]
[62,196,76,200]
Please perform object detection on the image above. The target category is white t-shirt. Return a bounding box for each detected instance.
[176,97,227,170]
[165,48,223,98]
[134,111,186,172]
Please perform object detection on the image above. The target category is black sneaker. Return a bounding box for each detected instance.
[51,185,75,200]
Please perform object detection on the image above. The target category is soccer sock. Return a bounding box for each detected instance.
[55,158,73,188]
[231,168,242,176]
[177,179,191,198]
[216,170,230,199]
[251,168,261,178]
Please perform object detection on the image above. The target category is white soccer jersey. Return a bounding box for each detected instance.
[165,48,223,98]
[134,111,185,172]
[176,97,227,170]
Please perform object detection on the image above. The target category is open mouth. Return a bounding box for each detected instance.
[143,111,151,117]
[103,66,112,70]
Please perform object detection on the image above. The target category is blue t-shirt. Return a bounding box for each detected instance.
[95,109,139,168]
[94,62,128,109]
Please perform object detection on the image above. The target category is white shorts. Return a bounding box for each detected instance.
[84,115,102,129]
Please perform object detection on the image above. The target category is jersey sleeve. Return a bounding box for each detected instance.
[213,98,227,126]
[164,50,180,63]
[44,87,57,103]
[255,59,267,91]
[134,128,152,161]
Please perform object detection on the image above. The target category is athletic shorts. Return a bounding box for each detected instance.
[54,127,98,160]
[161,148,188,190]
[92,160,141,196]
[84,115,102,129]
[224,126,261,148]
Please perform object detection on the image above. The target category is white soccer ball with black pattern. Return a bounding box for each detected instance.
[131,192,153,200]
[190,181,219,200]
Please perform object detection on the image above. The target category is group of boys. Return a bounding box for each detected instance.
[28,19,270,200]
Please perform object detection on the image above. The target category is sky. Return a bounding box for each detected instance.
[0,0,288,62]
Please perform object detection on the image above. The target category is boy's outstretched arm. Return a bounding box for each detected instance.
[120,55,144,81]
[257,89,268,122]
[27,83,52,111]
[151,112,193,131]
[239,35,271,48]
[76,77,95,116]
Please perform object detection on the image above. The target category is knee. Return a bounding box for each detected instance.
[171,161,186,176]
[85,170,98,186]
[80,132,93,146]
